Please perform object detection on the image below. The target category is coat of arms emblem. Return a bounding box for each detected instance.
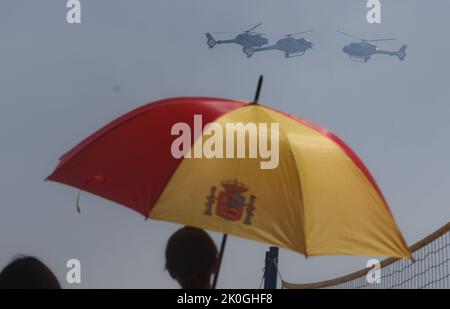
[204,179,256,225]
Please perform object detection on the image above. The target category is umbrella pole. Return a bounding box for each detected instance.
[212,76,264,289]
[253,75,264,103]
[212,233,228,289]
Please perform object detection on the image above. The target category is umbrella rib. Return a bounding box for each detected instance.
[258,107,308,255]
[278,123,308,256]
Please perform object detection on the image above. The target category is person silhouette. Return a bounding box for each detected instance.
[0,256,61,289]
[165,226,219,289]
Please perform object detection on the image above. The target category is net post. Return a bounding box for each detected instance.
[264,247,279,289]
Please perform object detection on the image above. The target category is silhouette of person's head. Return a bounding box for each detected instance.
[0,256,61,289]
[165,226,218,289]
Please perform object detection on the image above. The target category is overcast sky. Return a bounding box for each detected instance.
[0,0,449,288]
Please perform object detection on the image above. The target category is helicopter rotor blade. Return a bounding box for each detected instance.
[248,32,266,36]
[287,29,315,36]
[337,31,364,41]
[213,30,266,36]
[367,38,397,42]
[246,23,263,33]
[271,30,314,38]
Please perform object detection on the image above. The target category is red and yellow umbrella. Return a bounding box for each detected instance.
[47,93,410,259]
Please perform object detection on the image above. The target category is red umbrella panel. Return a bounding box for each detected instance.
[48,97,410,258]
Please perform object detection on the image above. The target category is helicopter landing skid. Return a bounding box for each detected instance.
[349,55,369,63]
[285,52,306,58]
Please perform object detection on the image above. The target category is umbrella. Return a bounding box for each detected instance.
[47,78,411,287]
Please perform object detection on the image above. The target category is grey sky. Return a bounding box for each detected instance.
[0,0,449,288]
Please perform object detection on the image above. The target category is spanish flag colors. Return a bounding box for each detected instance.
[48,97,411,258]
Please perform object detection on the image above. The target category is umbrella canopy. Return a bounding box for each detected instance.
[47,97,411,258]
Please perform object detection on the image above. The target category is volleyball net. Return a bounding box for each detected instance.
[282,222,450,289]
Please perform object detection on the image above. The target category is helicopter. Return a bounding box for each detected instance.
[253,30,314,58]
[338,31,407,63]
[205,23,269,58]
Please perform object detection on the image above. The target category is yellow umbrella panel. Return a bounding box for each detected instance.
[150,103,411,259]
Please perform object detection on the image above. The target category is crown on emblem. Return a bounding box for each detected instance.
[220,179,248,194]
[204,179,256,225]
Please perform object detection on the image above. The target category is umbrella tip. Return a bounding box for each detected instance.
[252,75,264,104]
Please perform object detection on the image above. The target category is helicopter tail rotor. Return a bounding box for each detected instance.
[396,44,407,61]
[205,33,217,48]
